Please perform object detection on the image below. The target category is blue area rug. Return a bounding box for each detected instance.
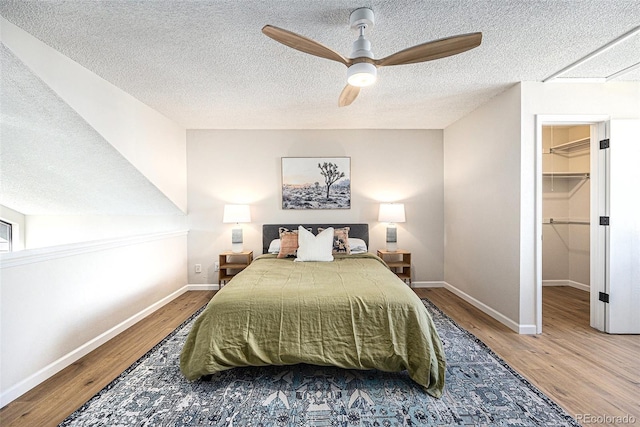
[60,299,579,426]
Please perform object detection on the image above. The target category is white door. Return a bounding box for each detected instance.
[592,119,640,333]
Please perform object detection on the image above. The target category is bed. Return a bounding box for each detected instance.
[180,223,446,398]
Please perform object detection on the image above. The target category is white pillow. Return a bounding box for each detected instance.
[267,238,280,254]
[295,226,334,262]
[348,238,368,254]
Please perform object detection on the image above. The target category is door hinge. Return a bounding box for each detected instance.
[599,292,610,303]
[600,138,610,149]
[599,216,610,226]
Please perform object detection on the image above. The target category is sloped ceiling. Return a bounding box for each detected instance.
[0,45,183,215]
[1,0,639,130]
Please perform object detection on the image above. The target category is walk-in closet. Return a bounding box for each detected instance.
[542,125,591,298]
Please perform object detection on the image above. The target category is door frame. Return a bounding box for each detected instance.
[534,114,609,333]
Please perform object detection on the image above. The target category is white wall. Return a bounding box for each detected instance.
[187,129,444,285]
[443,84,523,330]
[0,232,188,406]
[0,17,187,213]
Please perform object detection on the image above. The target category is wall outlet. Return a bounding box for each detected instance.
[214,261,219,272]
[195,264,202,273]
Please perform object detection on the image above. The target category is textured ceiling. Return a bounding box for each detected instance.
[0,45,184,215]
[1,1,639,217]
[1,0,639,130]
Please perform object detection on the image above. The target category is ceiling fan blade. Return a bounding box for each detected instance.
[375,32,482,67]
[262,25,351,67]
[338,84,360,107]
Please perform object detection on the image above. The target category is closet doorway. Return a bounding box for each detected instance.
[536,116,640,334]
[541,125,591,327]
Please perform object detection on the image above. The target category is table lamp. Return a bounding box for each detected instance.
[223,204,251,253]
[378,203,405,252]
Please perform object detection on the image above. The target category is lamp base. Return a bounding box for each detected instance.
[386,225,398,252]
[385,241,398,252]
[231,227,243,253]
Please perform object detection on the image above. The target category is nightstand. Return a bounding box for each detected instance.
[377,249,411,285]
[218,250,253,286]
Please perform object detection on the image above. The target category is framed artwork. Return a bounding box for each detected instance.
[281,157,351,209]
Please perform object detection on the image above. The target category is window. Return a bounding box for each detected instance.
[0,220,12,252]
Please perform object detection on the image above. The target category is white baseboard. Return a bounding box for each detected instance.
[442,282,536,334]
[543,279,590,292]
[0,284,194,407]
[411,281,446,288]
[186,283,220,291]
[404,280,537,334]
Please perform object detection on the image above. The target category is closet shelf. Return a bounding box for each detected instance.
[543,218,590,225]
[548,137,590,153]
[543,172,590,179]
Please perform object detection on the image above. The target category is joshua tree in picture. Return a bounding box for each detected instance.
[318,162,345,200]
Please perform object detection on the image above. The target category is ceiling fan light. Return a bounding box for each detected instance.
[347,62,377,87]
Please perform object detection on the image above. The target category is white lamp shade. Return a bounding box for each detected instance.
[223,204,251,223]
[378,203,406,223]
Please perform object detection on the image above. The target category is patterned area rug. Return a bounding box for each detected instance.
[60,299,579,426]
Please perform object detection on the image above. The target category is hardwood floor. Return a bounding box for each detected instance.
[416,286,640,426]
[1,287,638,426]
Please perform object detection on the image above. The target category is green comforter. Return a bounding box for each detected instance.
[180,253,446,398]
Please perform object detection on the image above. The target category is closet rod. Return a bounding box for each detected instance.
[543,172,590,179]
[544,218,590,225]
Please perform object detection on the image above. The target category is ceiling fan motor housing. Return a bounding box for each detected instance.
[349,7,375,30]
[351,35,373,59]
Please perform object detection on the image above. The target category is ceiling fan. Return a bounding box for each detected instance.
[262,7,482,107]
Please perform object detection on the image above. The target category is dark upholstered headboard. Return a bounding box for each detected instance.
[262,224,369,254]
